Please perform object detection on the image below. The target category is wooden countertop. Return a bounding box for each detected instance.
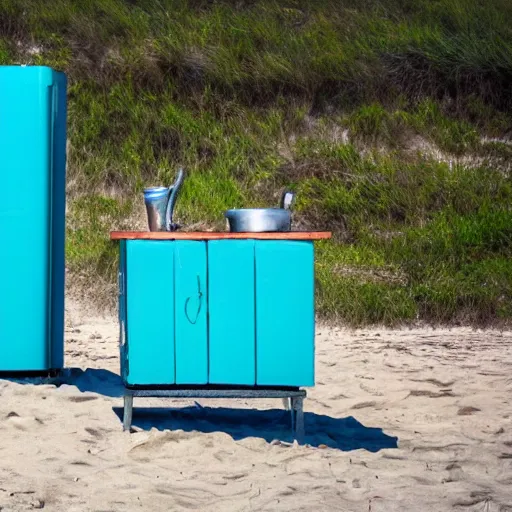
[110,231,332,241]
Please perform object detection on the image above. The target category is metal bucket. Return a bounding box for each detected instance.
[143,186,170,232]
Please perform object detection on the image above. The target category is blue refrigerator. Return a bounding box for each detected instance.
[0,66,67,372]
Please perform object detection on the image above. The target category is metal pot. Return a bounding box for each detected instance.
[225,208,291,232]
[225,191,296,233]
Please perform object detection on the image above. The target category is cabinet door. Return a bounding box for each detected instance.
[174,241,208,384]
[255,241,315,387]
[208,240,256,385]
[126,240,175,386]
[119,240,126,379]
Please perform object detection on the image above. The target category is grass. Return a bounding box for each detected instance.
[345,100,481,154]
[1,0,512,325]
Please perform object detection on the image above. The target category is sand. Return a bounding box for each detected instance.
[1,298,511,511]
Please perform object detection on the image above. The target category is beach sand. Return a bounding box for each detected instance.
[1,298,511,511]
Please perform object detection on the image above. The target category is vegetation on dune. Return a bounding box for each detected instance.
[1,0,511,324]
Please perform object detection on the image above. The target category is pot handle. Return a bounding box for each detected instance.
[280,190,296,210]
[166,168,185,231]
[184,275,203,325]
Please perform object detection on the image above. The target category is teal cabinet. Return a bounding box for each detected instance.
[120,239,315,388]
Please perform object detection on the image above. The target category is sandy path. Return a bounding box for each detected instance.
[0,300,511,511]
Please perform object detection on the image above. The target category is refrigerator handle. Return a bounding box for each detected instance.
[47,83,56,370]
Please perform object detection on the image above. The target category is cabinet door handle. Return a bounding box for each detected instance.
[185,275,203,325]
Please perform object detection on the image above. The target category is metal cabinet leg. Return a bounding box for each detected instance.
[292,397,305,444]
[123,394,133,431]
[289,397,295,433]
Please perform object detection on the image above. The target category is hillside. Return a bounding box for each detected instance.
[1,0,512,325]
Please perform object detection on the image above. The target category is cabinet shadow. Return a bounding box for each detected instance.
[3,368,398,452]
[112,405,398,452]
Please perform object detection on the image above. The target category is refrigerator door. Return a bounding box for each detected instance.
[0,66,65,371]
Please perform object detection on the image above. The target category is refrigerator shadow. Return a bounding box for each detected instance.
[1,368,125,398]
[61,368,125,397]
[112,405,398,452]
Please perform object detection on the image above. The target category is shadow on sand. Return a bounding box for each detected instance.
[61,368,125,397]
[112,405,398,452]
[2,367,125,398]
[3,368,398,451]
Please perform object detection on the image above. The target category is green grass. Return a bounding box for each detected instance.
[2,0,512,324]
[346,100,481,154]
[390,209,512,323]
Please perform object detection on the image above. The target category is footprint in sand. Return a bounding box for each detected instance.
[443,462,465,483]
[65,395,99,403]
[84,427,103,439]
[407,389,456,398]
[411,378,456,387]
[351,400,377,409]
[457,406,481,416]
[5,413,46,431]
